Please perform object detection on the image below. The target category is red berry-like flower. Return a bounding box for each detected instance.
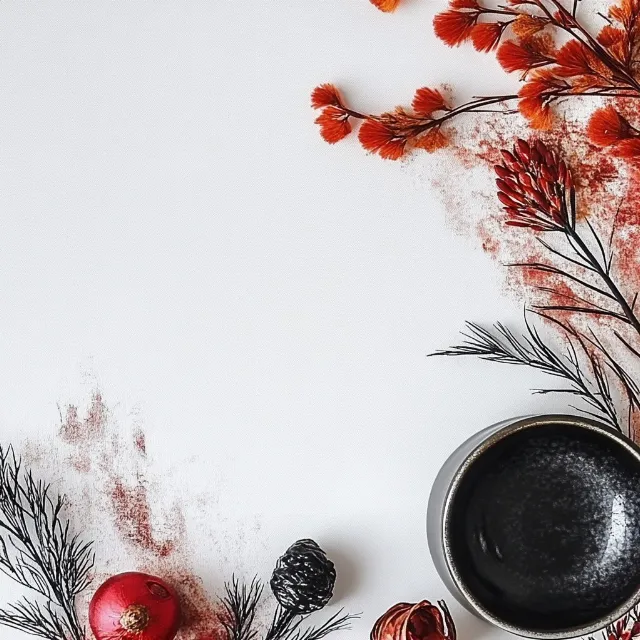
[495,139,575,232]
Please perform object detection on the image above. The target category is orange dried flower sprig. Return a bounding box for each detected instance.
[312,84,517,160]
[315,0,640,159]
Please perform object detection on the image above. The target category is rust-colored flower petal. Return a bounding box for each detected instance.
[311,84,343,109]
[315,107,352,144]
[370,0,402,12]
[433,10,478,46]
[512,14,548,38]
[415,128,449,152]
[471,22,506,51]
[358,118,406,160]
[597,25,625,47]
[450,0,479,9]
[587,106,632,147]
[612,138,640,159]
[497,38,555,73]
[555,40,606,77]
[412,88,447,116]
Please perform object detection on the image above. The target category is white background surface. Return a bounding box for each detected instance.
[0,2,577,639]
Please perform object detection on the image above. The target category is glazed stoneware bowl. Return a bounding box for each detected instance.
[427,415,640,639]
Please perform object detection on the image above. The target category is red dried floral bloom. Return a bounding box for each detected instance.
[518,70,568,129]
[370,0,402,11]
[433,10,478,46]
[587,106,633,146]
[497,38,556,74]
[554,40,608,78]
[371,601,456,640]
[471,22,508,52]
[311,84,343,109]
[511,14,548,39]
[315,106,352,144]
[598,25,626,47]
[495,139,575,231]
[358,117,407,160]
[450,0,479,8]
[612,138,640,159]
[415,128,449,152]
[412,88,448,116]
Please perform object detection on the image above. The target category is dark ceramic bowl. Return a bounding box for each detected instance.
[427,415,640,639]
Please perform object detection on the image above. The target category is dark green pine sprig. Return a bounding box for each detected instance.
[0,445,94,640]
[220,540,358,640]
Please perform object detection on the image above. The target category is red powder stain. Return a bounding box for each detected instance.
[110,478,181,558]
[56,392,226,640]
[69,454,91,473]
[60,392,107,444]
[162,570,225,640]
[134,430,147,456]
[440,113,628,325]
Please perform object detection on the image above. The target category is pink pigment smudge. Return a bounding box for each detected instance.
[110,479,179,558]
[60,392,107,444]
[134,430,147,456]
[55,392,225,640]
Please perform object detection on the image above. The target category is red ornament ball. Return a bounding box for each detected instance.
[89,572,181,640]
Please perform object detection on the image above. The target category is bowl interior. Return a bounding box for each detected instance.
[448,422,640,633]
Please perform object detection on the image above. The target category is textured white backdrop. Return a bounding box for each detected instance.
[0,2,580,640]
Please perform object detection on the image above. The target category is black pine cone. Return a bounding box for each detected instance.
[270,539,336,615]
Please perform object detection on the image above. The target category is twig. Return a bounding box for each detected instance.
[431,315,622,430]
[0,446,93,640]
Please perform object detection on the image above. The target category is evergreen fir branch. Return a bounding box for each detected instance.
[288,610,359,640]
[0,446,94,640]
[219,575,264,640]
[264,606,301,640]
[431,316,622,431]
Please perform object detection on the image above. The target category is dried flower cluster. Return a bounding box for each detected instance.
[315,0,640,160]
[371,601,456,640]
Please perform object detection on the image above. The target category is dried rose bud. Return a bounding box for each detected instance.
[371,600,456,640]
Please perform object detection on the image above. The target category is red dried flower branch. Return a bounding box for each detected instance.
[315,0,640,159]
[312,85,518,159]
[496,139,640,336]
[369,0,402,12]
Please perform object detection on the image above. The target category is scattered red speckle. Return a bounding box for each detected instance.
[134,430,147,456]
[60,392,107,445]
[110,479,178,558]
[69,455,92,473]
[161,570,226,640]
[55,391,226,640]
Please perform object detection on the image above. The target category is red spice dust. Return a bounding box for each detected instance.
[56,392,226,640]
[134,430,147,456]
[161,570,226,640]
[110,478,179,558]
[442,114,626,326]
[60,392,107,444]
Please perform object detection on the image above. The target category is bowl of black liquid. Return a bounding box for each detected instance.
[427,415,640,639]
